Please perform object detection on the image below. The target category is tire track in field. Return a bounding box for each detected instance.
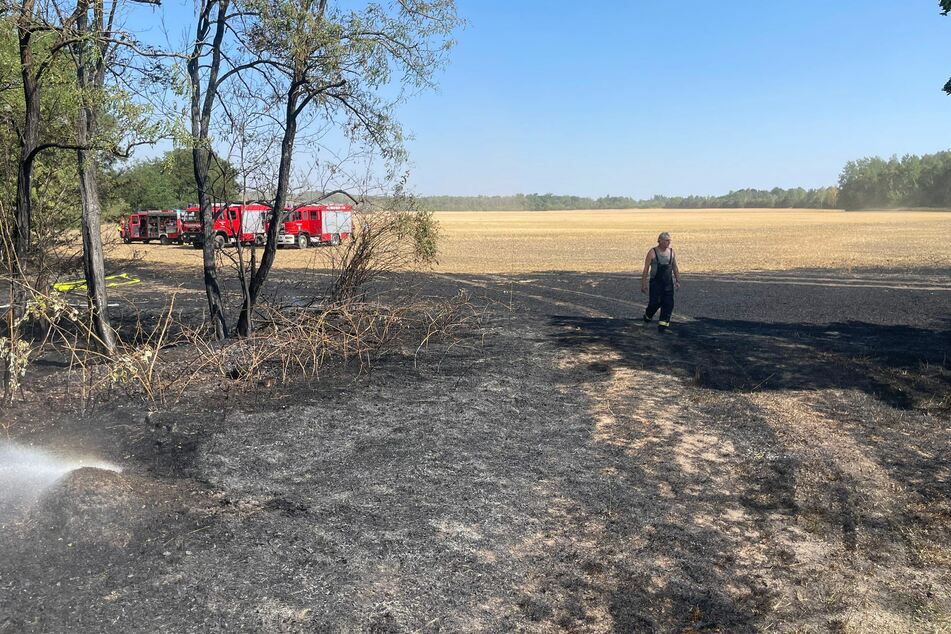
[696,275,951,292]
[476,271,951,310]
[436,269,951,330]
[433,273,615,318]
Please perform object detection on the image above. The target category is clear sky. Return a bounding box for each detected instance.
[391,1,951,198]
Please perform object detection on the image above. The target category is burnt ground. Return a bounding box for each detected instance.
[1,263,950,633]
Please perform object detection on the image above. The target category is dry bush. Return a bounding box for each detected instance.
[0,270,177,404]
[179,289,479,390]
[1,202,149,404]
[1,270,480,407]
[1,193,481,407]
[325,202,440,304]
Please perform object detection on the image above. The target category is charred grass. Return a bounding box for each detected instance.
[3,305,949,632]
[1,212,950,631]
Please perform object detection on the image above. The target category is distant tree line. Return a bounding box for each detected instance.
[630,187,839,210]
[111,148,951,213]
[412,194,638,211]
[414,149,951,211]
[412,188,839,211]
[836,151,951,210]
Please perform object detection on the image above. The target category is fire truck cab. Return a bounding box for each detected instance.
[278,203,353,248]
[184,202,270,248]
[178,208,200,245]
[120,210,182,245]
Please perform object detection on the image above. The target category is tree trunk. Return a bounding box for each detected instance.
[12,13,39,320]
[235,82,300,336]
[5,0,38,397]
[194,147,228,339]
[14,148,34,265]
[74,1,117,355]
[76,148,116,354]
[188,0,230,340]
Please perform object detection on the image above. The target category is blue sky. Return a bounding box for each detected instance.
[125,1,951,198]
[391,1,951,197]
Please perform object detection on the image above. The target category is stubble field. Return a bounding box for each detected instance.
[431,208,951,274]
[110,208,951,275]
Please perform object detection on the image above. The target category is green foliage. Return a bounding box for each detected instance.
[0,18,84,231]
[837,150,951,210]
[637,187,839,210]
[402,209,440,264]
[412,188,840,211]
[940,3,951,92]
[1,14,162,231]
[240,0,461,176]
[107,148,239,213]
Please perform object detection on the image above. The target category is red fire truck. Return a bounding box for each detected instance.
[120,210,183,245]
[278,203,353,249]
[181,204,211,246]
[178,207,200,245]
[183,202,271,248]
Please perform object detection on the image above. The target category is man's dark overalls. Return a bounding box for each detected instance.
[645,247,675,331]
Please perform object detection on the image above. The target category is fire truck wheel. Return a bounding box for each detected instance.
[297,233,309,249]
[330,233,341,246]
[254,234,265,246]
[160,235,170,246]
[214,234,227,249]
[123,237,131,244]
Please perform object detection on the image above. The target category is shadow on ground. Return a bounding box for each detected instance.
[544,311,951,630]
[549,315,951,411]
[3,265,949,631]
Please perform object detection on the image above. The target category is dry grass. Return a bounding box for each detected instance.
[106,209,951,275]
[432,208,951,274]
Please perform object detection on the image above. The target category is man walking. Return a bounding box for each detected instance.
[641,232,681,332]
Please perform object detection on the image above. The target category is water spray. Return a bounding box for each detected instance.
[0,441,121,519]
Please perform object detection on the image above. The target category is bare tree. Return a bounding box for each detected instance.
[69,0,119,353]
[187,0,232,339]
[233,0,461,336]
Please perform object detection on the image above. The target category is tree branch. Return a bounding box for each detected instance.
[293,78,346,118]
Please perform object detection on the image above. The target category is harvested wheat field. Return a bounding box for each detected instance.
[431,209,951,274]
[107,209,951,275]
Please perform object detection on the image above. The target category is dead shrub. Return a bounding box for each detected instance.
[1,271,480,407]
[326,202,440,304]
[174,289,481,393]
[1,191,481,407]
